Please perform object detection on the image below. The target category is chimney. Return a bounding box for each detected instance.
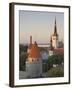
[30,36,32,44]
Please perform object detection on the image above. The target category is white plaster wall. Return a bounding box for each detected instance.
[52,36,58,48]
[41,52,48,59]
[26,60,42,78]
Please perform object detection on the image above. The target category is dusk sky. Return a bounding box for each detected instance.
[19,10,64,44]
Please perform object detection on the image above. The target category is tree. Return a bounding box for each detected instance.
[19,44,28,71]
[19,53,28,71]
[47,66,64,77]
[47,54,64,70]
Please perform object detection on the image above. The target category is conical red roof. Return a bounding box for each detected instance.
[28,41,41,58]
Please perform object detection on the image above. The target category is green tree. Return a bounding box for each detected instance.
[19,53,28,71]
[47,66,64,77]
[46,54,64,70]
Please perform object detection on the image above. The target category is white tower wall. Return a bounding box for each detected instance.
[52,36,58,48]
[26,58,42,78]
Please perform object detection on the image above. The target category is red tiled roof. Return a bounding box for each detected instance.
[28,42,41,58]
[53,48,64,55]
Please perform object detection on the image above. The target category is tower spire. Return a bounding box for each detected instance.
[30,36,32,44]
[54,17,58,36]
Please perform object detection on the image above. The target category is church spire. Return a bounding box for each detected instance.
[54,18,58,36]
[30,36,32,44]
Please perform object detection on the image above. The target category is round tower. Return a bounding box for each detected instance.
[26,41,42,78]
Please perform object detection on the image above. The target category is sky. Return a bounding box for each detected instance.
[19,10,64,44]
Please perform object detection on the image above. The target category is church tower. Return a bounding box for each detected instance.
[51,18,58,48]
[27,36,32,54]
[49,37,54,56]
[30,36,32,45]
[26,38,42,78]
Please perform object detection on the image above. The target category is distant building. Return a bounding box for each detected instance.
[58,41,64,48]
[40,50,48,60]
[26,36,42,78]
[49,38,64,56]
[53,64,58,68]
[53,48,64,55]
[49,18,64,56]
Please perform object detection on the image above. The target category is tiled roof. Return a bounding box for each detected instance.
[28,41,41,58]
[53,48,64,55]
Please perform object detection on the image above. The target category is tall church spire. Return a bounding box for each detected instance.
[30,36,32,44]
[51,17,59,49]
[54,18,58,36]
